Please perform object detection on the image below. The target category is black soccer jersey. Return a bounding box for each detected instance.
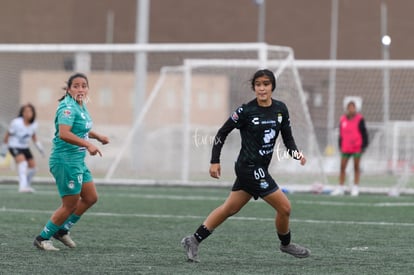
[211,98,301,168]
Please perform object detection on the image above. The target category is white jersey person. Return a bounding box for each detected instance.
[0,103,44,193]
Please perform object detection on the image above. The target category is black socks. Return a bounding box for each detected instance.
[54,229,68,237]
[277,231,291,246]
[194,224,212,243]
[193,224,290,246]
[36,235,48,242]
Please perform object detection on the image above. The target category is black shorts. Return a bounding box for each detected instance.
[9,148,33,160]
[232,163,279,200]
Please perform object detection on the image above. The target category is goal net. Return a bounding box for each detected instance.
[105,57,327,190]
[0,43,326,191]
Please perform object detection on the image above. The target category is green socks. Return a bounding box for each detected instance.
[61,214,81,231]
[39,214,81,240]
[39,220,60,240]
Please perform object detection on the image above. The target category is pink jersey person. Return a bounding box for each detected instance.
[332,101,368,197]
[339,113,364,154]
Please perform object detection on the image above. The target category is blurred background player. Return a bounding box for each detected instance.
[331,100,369,196]
[181,69,310,262]
[0,103,44,193]
[33,73,109,251]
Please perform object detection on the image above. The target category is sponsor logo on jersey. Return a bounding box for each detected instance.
[85,121,93,130]
[263,129,276,143]
[63,109,72,118]
[252,117,260,125]
[261,119,276,125]
[259,148,274,156]
[260,180,269,189]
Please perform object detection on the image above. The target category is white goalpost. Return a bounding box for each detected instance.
[387,121,414,196]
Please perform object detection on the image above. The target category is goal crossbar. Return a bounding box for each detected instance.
[0,43,292,54]
[294,60,414,69]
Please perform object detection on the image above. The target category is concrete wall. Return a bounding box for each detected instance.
[0,0,413,59]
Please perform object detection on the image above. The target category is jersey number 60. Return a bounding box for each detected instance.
[253,168,265,180]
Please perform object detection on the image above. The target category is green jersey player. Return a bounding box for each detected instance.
[34,73,109,251]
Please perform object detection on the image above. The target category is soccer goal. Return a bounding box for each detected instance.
[387,121,414,196]
[0,43,327,191]
[105,56,328,190]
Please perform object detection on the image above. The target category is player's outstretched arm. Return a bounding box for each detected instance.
[89,131,109,145]
[32,134,45,157]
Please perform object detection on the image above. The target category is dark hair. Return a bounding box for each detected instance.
[18,103,36,124]
[250,69,276,92]
[58,73,89,101]
[347,101,356,108]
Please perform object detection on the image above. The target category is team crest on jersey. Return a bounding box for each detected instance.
[231,107,243,122]
[68,180,75,189]
[277,113,283,123]
[231,111,239,122]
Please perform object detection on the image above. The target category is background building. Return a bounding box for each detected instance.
[0,0,412,59]
[0,0,412,183]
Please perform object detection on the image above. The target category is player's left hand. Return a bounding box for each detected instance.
[98,135,110,145]
[87,143,102,157]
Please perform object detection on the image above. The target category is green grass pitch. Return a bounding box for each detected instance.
[1,183,413,274]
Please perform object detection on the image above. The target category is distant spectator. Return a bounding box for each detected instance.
[0,103,44,193]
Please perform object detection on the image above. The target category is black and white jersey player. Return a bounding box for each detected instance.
[181,69,310,263]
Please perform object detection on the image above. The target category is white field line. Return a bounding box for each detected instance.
[2,207,414,227]
[101,193,414,207]
[2,187,414,207]
[294,200,414,207]
[104,193,414,207]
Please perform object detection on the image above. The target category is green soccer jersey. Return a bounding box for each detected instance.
[49,96,93,164]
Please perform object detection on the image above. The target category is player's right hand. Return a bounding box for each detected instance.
[300,156,307,166]
[209,163,221,179]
